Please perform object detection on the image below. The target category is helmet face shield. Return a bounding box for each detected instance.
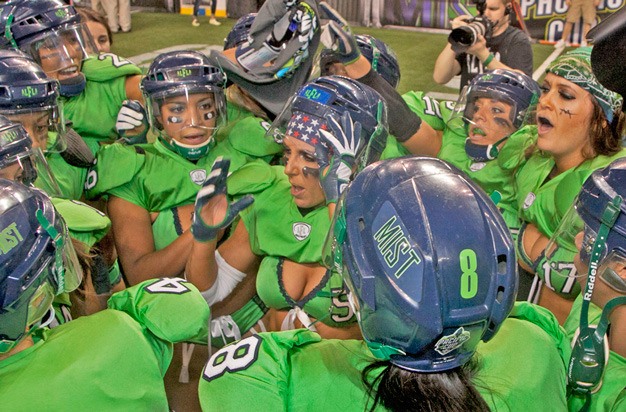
[35,203,83,294]
[147,85,226,136]
[4,106,67,153]
[545,202,588,281]
[450,85,521,144]
[27,24,95,79]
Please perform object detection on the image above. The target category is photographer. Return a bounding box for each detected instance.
[433,0,532,90]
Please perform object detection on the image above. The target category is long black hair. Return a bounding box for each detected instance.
[362,357,490,412]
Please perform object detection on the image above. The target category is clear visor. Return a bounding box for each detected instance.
[322,193,348,272]
[0,150,39,187]
[36,200,83,294]
[266,92,304,144]
[27,24,96,76]
[545,203,587,278]
[595,249,626,294]
[4,106,67,153]
[25,278,56,330]
[448,85,535,144]
[147,85,226,138]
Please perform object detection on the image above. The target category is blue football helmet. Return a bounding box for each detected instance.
[356,35,401,89]
[0,114,62,196]
[269,75,388,171]
[324,157,517,372]
[318,35,400,89]
[0,0,96,96]
[450,69,540,161]
[224,13,257,50]
[0,178,82,353]
[0,49,66,152]
[558,158,626,396]
[141,50,227,161]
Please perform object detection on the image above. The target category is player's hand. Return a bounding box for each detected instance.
[319,2,361,65]
[316,111,361,204]
[235,0,318,79]
[116,100,149,144]
[191,157,254,242]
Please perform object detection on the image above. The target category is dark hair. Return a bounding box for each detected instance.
[584,97,624,159]
[362,358,490,412]
[75,6,113,47]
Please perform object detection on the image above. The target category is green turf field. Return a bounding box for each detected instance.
[111,11,556,96]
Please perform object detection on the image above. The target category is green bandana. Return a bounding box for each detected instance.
[547,47,623,123]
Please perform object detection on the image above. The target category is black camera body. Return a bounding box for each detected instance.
[448,0,493,53]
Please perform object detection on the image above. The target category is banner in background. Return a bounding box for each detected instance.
[381,0,624,42]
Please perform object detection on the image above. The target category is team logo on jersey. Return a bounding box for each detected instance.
[469,162,486,171]
[190,169,207,185]
[293,222,311,241]
[523,192,536,209]
[434,327,470,356]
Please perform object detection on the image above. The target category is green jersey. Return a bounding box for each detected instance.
[0,277,209,411]
[514,142,626,298]
[85,138,249,211]
[563,296,626,411]
[199,302,569,411]
[43,151,88,201]
[84,141,265,346]
[217,101,282,162]
[402,92,530,239]
[234,162,354,329]
[61,53,142,152]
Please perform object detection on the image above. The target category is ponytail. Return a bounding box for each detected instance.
[362,358,490,412]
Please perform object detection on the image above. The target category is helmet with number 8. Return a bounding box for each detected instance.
[269,75,388,171]
[0,178,82,353]
[325,156,517,372]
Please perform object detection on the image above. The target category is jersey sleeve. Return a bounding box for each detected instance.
[82,53,142,82]
[224,116,283,160]
[51,197,111,246]
[107,278,210,346]
[401,91,447,131]
[84,143,146,200]
[199,330,321,410]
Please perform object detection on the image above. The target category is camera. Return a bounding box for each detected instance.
[448,0,493,53]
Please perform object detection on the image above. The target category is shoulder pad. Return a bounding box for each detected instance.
[82,53,142,82]
[227,160,280,196]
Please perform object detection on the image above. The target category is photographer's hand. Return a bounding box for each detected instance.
[466,34,489,60]
[451,15,471,29]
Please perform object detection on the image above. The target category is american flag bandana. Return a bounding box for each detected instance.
[286,111,329,150]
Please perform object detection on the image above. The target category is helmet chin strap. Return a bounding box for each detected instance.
[58,73,86,97]
[464,135,509,162]
[569,196,623,411]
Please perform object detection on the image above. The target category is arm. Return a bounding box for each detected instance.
[345,57,443,157]
[184,157,257,303]
[108,196,193,284]
[185,219,260,292]
[433,43,462,84]
[124,74,144,103]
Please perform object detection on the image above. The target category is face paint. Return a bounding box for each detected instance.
[559,108,574,118]
[167,116,183,124]
[302,166,320,177]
